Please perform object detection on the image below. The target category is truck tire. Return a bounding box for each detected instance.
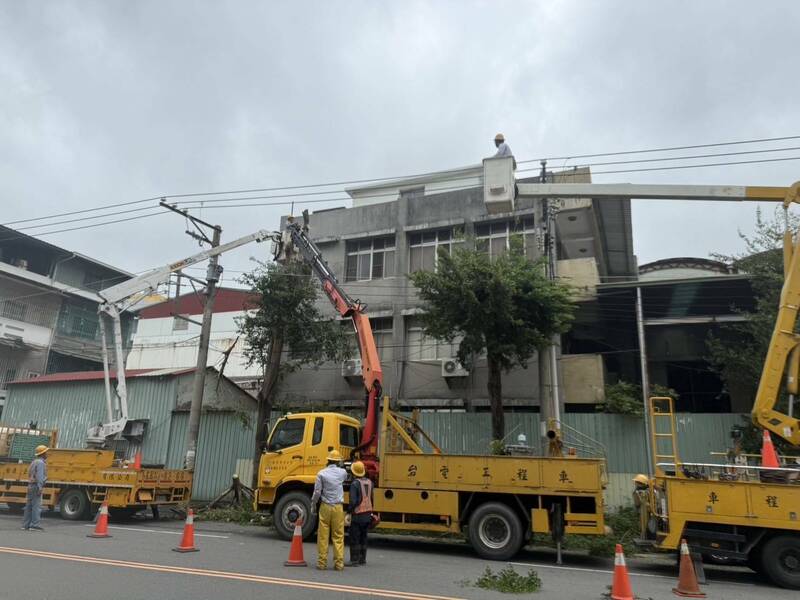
[273,491,317,541]
[58,489,90,521]
[467,502,524,560]
[759,534,800,589]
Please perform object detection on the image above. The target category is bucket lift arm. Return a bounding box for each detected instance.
[86,229,279,447]
[275,212,382,465]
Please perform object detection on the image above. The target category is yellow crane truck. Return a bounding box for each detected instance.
[254,214,608,560]
[1,425,191,520]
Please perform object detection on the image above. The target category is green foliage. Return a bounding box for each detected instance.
[410,242,575,438]
[598,381,678,417]
[409,244,575,372]
[237,259,351,379]
[706,208,799,405]
[489,439,509,455]
[731,415,794,456]
[474,566,542,594]
[570,506,640,557]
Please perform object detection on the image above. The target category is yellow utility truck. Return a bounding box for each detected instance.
[0,425,191,520]
[517,179,800,588]
[254,214,607,560]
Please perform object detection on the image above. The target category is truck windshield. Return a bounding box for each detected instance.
[268,419,306,451]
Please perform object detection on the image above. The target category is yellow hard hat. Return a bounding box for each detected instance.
[494,133,505,142]
[34,445,49,456]
[351,461,366,477]
[632,474,649,486]
[327,450,343,463]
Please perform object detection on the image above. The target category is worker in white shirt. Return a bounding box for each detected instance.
[493,133,516,169]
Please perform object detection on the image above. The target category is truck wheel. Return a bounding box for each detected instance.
[760,534,800,589]
[58,489,90,521]
[467,502,524,560]
[273,491,317,541]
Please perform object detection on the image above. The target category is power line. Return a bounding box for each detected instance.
[7,134,800,228]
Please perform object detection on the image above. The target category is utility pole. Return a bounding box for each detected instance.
[635,286,654,476]
[539,160,562,425]
[160,201,223,472]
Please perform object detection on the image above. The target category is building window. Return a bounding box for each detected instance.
[172,315,189,331]
[57,301,99,340]
[409,229,455,273]
[342,316,393,362]
[476,216,537,259]
[405,317,457,360]
[0,300,26,322]
[345,236,396,282]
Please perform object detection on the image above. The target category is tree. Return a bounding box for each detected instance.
[409,239,576,441]
[706,208,798,407]
[238,260,350,485]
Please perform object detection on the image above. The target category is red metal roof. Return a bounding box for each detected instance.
[137,287,259,319]
[8,367,198,386]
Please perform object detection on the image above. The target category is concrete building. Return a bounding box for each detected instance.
[569,257,753,412]
[125,288,261,391]
[276,164,636,412]
[0,225,134,415]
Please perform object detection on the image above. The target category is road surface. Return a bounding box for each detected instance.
[0,508,794,599]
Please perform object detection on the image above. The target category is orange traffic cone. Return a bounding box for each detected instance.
[87,502,112,538]
[284,518,307,566]
[761,430,780,468]
[610,543,634,600]
[673,539,705,597]
[173,509,199,553]
[132,452,142,471]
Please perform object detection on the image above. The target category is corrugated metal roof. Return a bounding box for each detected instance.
[8,367,199,385]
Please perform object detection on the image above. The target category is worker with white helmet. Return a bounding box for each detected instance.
[493,133,517,169]
[311,450,348,570]
[21,445,48,531]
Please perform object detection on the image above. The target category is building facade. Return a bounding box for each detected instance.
[275,164,636,412]
[0,225,134,415]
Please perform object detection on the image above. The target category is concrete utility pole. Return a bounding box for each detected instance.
[159,200,223,472]
[635,286,654,476]
[539,161,562,425]
[184,225,222,471]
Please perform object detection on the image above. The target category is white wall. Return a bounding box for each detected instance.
[126,311,260,380]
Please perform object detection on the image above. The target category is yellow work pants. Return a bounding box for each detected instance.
[317,503,345,570]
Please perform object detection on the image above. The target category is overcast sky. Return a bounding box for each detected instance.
[2,1,800,286]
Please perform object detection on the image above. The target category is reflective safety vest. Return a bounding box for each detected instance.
[355,478,373,515]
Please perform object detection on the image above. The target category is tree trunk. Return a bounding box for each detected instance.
[251,328,284,487]
[487,354,504,441]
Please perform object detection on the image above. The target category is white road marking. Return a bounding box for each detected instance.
[81,524,229,539]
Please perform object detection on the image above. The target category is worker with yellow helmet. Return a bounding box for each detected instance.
[632,474,650,536]
[21,445,49,531]
[347,461,374,566]
[310,450,347,570]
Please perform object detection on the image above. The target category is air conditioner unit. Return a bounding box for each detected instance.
[441,358,469,378]
[341,359,363,378]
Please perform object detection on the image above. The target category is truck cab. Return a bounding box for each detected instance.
[255,412,360,539]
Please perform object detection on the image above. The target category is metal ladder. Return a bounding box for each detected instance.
[650,396,681,477]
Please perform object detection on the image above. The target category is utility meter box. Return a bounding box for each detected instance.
[483,156,516,214]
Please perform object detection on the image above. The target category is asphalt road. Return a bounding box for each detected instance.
[0,507,795,600]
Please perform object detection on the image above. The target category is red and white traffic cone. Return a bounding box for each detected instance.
[610,543,634,600]
[673,539,706,597]
[284,518,307,566]
[173,509,199,553]
[87,502,112,538]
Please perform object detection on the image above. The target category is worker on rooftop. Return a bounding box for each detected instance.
[311,450,347,571]
[21,445,48,531]
[493,133,517,169]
